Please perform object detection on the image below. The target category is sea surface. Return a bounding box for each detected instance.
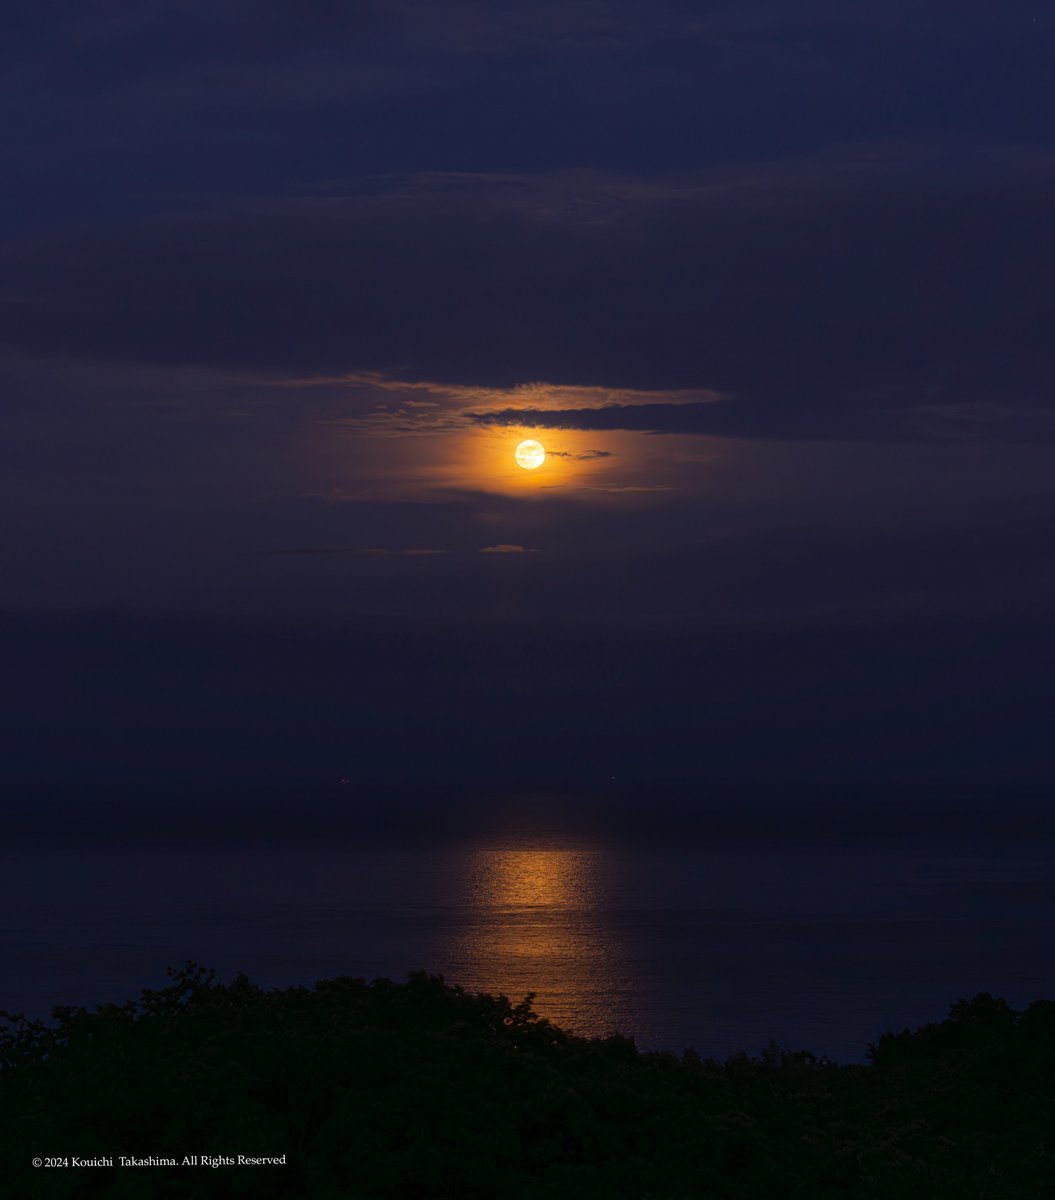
[4,804,1055,1062]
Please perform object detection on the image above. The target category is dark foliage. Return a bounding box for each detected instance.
[2,968,1053,1198]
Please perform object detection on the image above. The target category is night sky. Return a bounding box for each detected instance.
[4,1,1055,802]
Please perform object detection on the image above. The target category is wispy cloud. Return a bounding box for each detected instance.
[575,485,675,494]
[279,376,727,436]
[254,546,447,557]
[467,397,1055,445]
[468,402,730,436]
[480,544,537,554]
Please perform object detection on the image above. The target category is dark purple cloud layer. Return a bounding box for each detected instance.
[3,0,1055,790]
[3,148,1053,445]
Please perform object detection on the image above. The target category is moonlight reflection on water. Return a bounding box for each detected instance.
[437,846,635,1041]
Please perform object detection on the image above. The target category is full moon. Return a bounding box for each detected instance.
[515,439,546,470]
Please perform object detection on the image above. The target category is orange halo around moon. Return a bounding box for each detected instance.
[515,439,546,470]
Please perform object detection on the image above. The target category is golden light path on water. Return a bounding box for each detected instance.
[436,845,635,1041]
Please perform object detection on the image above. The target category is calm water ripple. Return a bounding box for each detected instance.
[3,835,1054,1062]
